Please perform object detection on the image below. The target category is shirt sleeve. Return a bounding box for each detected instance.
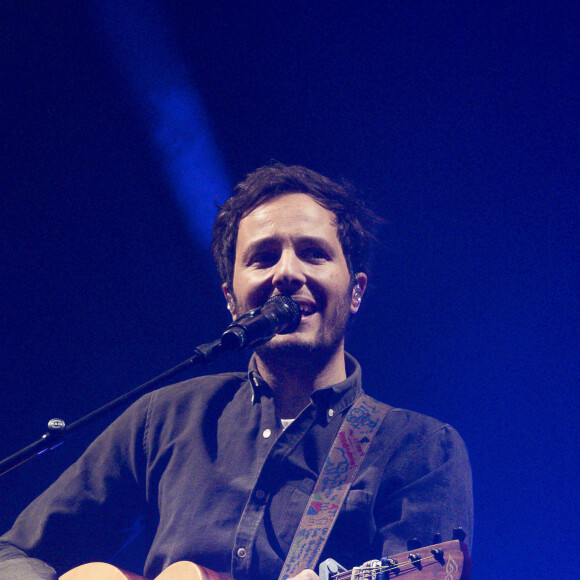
[375,422,474,557]
[0,394,151,578]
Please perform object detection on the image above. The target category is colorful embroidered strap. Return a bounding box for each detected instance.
[278,394,391,580]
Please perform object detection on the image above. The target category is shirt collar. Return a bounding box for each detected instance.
[247,352,362,422]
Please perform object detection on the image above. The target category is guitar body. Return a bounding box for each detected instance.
[60,562,146,580]
[158,561,233,580]
[60,560,232,580]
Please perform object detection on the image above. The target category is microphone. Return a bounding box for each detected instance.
[221,295,302,351]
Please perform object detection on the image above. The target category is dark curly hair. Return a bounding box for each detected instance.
[211,162,382,287]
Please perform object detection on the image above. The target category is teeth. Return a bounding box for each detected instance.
[299,304,314,314]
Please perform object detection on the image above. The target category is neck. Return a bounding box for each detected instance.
[254,343,347,419]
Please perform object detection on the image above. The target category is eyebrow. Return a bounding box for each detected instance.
[239,235,336,263]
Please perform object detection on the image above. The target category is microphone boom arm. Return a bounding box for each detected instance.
[0,296,301,477]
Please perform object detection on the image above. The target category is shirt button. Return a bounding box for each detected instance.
[328,408,335,418]
[263,429,272,438]
[255,489,266,500]
[237,547,247,558]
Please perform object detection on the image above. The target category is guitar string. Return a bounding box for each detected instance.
[331,553,440,580]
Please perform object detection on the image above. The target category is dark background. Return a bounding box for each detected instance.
[1,2,578,578]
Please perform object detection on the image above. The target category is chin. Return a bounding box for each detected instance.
[258,335,316,356]
[257,331,341,359]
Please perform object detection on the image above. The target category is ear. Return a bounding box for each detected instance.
[221,283,237,319]
[350,272,368,314]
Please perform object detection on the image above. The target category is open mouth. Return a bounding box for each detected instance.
[297,302,317,317]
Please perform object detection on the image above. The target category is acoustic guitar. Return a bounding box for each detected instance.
[60,539,470,579]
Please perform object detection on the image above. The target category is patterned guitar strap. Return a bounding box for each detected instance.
[278,394,391,580]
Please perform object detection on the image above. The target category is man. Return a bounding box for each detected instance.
[0,163,473,579]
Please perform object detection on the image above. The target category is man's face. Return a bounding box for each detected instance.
[222,193,366,356]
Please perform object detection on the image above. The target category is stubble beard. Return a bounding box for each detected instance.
[254,290,352,367]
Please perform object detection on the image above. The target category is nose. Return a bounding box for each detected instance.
[271,249,306,293]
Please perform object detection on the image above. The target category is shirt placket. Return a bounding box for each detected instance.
[231,380,318,580]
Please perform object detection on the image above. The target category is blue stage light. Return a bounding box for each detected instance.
[90,0,230,247]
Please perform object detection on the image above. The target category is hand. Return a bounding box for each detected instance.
[289,570,318,580]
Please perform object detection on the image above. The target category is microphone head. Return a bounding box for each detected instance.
[263,295,302,334]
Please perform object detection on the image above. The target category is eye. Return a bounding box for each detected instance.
[250,251,278,267]
[302,247,329,262]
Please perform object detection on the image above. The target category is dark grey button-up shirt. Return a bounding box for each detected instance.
[0,354,473,579]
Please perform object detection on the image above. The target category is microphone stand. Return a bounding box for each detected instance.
[0,339,225,477]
